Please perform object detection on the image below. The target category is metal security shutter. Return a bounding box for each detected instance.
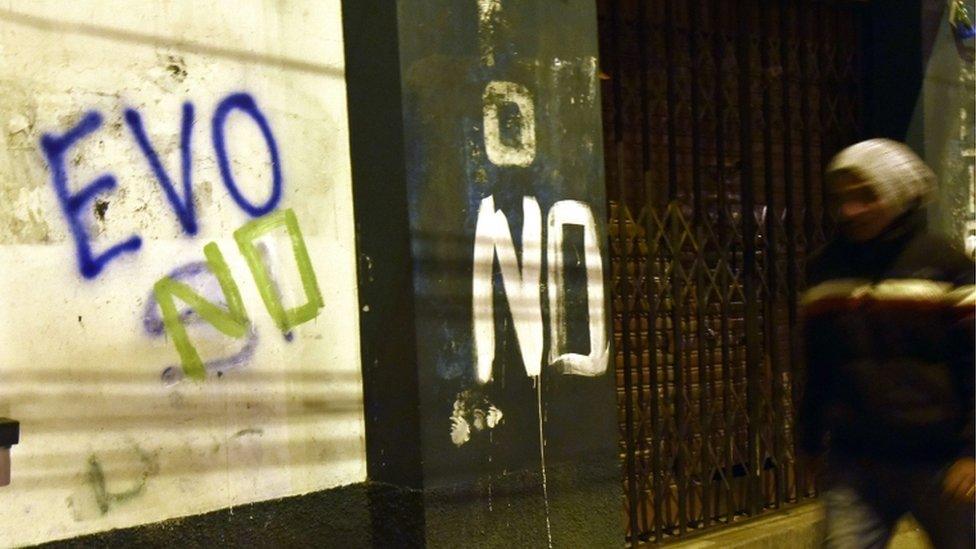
[598,0,865,543]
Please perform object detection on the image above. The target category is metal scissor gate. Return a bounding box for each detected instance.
[597,0,865,543]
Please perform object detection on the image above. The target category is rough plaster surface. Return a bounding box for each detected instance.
[0,1,365,545]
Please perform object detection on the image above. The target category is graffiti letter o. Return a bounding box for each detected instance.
[211,92,283,217]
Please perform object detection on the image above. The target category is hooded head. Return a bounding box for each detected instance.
[825,138,935,242]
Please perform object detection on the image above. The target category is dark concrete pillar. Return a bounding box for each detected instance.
[343,1,621,546]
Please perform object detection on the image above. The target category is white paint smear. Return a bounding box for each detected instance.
[546,200,609,376]
[472,195,543,383]
[477,0,502,67]
[586,56,599,102]
[482,81,536,167]
[449,392,504,447]
[477,0,502,26]
[450,416,471,447]
[965,220,976,258]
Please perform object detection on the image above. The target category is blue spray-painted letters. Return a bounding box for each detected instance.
[211,93,283,217]
[124,102,198,234]
[41,111,143,279]
[44,92,284,279]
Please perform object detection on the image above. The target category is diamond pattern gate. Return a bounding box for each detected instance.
[597,0,866,544]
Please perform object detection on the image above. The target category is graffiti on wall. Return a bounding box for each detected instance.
[482,81,536,167]
[142,260,260,382]
[472,194,608,384]
[152,208,323,381]
[40,92,282,279]
[40,92,322,382]
[462,7,606,544]
[470,82,607,385]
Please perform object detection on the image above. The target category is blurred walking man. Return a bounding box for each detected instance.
[799,139,975,548]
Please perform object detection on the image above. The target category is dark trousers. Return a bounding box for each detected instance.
[822,455,975,549]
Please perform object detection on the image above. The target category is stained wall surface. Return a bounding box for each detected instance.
[0,2,365,545]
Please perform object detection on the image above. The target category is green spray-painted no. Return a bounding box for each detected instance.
[154,209,324,380]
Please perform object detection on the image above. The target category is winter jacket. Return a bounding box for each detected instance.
[799,207,975,463]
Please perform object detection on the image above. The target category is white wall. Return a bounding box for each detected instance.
[0,1,365,545]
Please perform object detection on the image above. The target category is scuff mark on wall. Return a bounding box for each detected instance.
[66,444,160,521]
[164,55,188,84]
[1,185,56,243]
[0,78,57,244]
[93,199,109,223]
[549,56,599,107]
[7,113,30,135]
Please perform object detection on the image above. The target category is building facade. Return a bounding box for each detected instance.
[0,0,969,547]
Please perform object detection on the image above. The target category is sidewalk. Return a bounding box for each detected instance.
[662,503,932,549]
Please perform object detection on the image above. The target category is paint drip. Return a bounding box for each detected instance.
[536,375,553,549]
